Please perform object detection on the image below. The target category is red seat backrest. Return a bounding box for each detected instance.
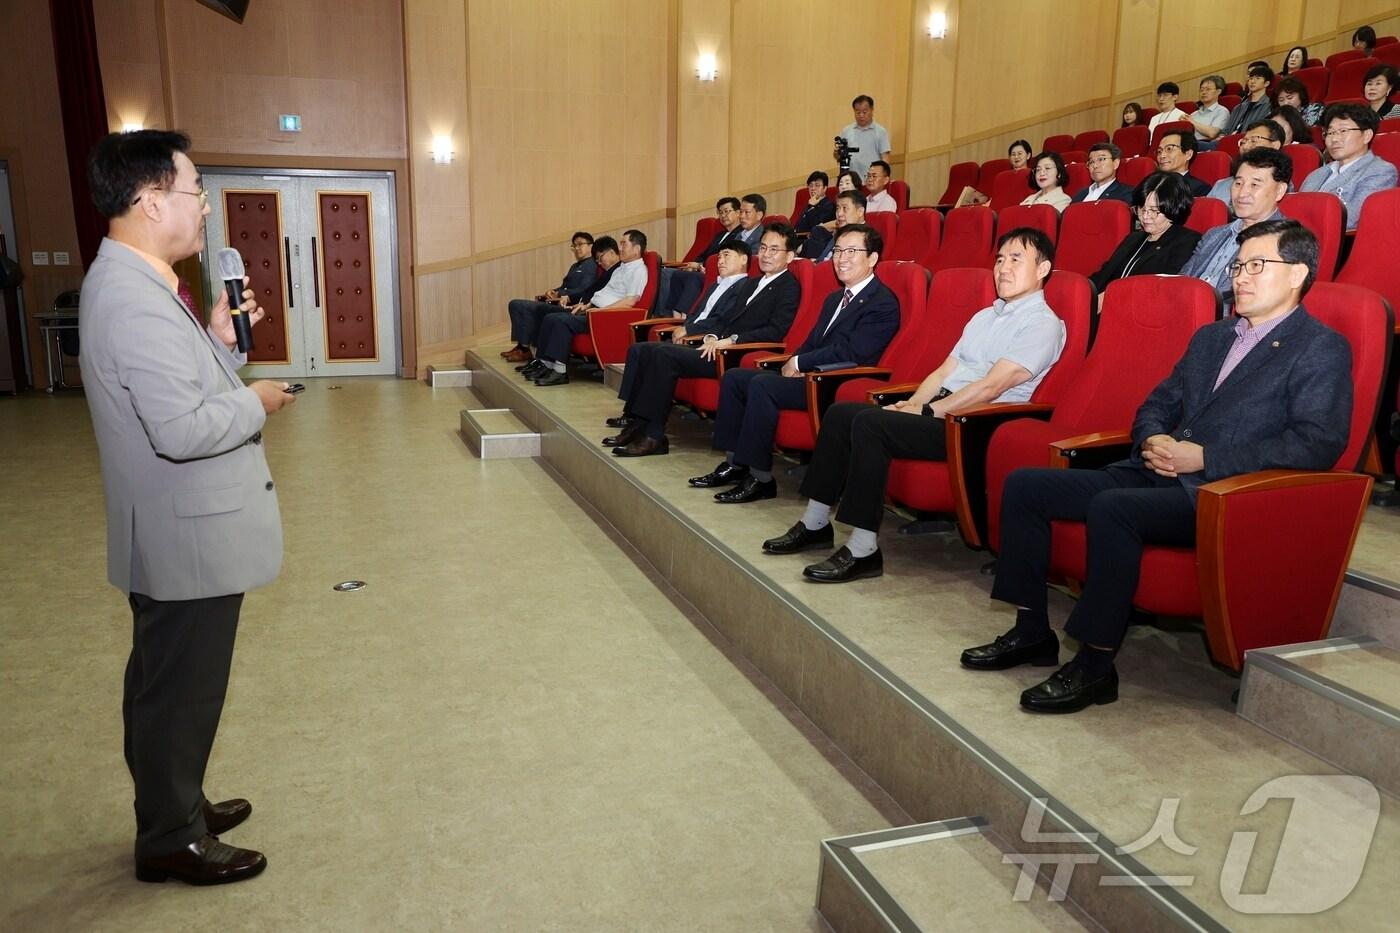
[1337,188,1400,314]
[1185,197,1229,235]
[871,261,933,379]
[887,208,941,264]
[1378,44,1400,67]
[1117,156,1155,188]
[682,217,722,263]
[1224,82,1243,97]
[1048,276,1219,432]
[1043,134,1074,153]
[1073,130,1109,151]
[1328,58,1375,100]
[1292,66,1330,103]
[1056,200,1132,277]
[1178,100,1198,114]
[1140,107,1159,122]
[1061,149,1089,164]
[930,206,996,272]
[1216,133,1242,158]
[1324,48,1365,70]
[989,168,1031,212]
[938,161,980,206]
[1300,283,1395,470]
[789,188,811,226]
[1032,271,1093,403]
[1278,192,1345,282]
[1380,118,1400,134]
[781,259,836,353]
[919,267,998,365]
[1112,125,1150,158]
[1151,120,1195,151]
[1190,150,1233,185]
[636,251,661,312]
[1282,143,1322,181]
[887,179,910,212]
[997,204,1059,245]
[866,211,898,260]
[1372,132,1400,175]
[1219,94,1242,111]
[977,158,1012,192]
[1063,162,1091,196]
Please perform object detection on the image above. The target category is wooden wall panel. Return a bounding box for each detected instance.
[676,0,731,212]
[1340,0,1400,25]
[416,265,473,349]
[1156,0,1304,80]
[1115,0,1162,96]
[93,0,167,132]
[906,0,961,154]
[1302,0,1343,42]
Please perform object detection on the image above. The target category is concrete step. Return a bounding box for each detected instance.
[426,365,472,388]
[818,818,1092,932]
[603,362,625,392]
[459,407,539,459]
[1239,636,1400,796]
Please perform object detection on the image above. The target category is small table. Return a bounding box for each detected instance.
[36,310,80,392]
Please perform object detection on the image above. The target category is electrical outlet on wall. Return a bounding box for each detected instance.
[31,251,49,266]
[53,251,71,265]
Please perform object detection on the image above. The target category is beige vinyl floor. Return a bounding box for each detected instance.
[0,378,904,932]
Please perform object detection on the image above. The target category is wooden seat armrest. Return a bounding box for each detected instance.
[1049,430,1134,469]
[948,402,1055,421]
[807,366,893,383]
[1198,469,1369,498]
[714,345,787,376]
[866,381,922,404]
[804,369,893,437]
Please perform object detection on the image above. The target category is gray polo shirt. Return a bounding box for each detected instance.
[944,290,1067,403]
[1192,102,1230,140]
[837,120,891,178]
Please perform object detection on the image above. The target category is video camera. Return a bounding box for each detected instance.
[834,135,860,172]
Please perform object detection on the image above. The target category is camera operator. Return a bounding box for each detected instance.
[834,94,891,178]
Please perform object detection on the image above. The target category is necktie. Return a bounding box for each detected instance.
[176,280,202,326]
[823,289,853,336]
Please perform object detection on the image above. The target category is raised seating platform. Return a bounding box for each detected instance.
[446,348,1400,930]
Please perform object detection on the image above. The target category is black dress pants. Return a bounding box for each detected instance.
[990,466,1197,649]
[537,310,590,364]
[799,402,948,532]
[711,368,811,471]
[507,298,558,346]
[124,592,242,858]
[621,342,717,436]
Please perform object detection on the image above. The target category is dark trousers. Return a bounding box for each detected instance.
[799,402,948,532]
[507,298,559,346]
[667,270,704,316]
[711,368,810,471]
[124,592,242,858]
[537,310,590,364]
[990,466,1197,648]
[621,342,718,437]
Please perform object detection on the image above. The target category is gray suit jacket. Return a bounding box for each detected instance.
[79,238,282,600]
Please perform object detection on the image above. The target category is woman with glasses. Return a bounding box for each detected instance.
[1089,172,1199,303]
[1020,152,1072,212]
[1279,45,1309,75]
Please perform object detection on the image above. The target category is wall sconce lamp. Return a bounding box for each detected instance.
[122,122,144,133]
[927,11,948,39]
[431,136,455,164]
[696,53,718,81]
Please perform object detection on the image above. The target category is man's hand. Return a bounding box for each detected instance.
[780,357,801,378]
[699,335,734,361]
[544,288,559,300]
[883,399,922,413]
[209,275,265,350]
[1142,435,1204,477]
[683,261,702,273]
[558,296,572,307]
[572,303,592,316]
[818,220,838,232]
[249,380,296,415]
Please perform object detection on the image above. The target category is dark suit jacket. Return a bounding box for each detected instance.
[1181,173,1211,198]
[1125,306,1352,504]
[707,271,801,344]
[795,199,836,233]
[576,263,616,305]
[792,278,900,371]
[697,224,763,263]
[557,258,600,300]
[800,226,834,261]
[1089,224,1201,294]
[1070,179,1135,204]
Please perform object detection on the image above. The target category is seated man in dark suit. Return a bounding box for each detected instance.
[962,220,1351,713]
[503,231,597,362]
[689,223,900,503]
[1069,143,1134,204]
[794,171,836,233]
[604,225,802,457]
[1153,130,1211,198]
[517,236,618,378]
[800,190,865,262]
[760,228,1067,583]
[667,194,768,315]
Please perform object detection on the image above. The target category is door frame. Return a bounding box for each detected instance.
[194,164,404,377]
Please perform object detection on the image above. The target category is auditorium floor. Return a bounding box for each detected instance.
[0,380,903,931]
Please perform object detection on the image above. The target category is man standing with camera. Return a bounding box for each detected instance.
[80,130,294,886]
[834,94,892,178]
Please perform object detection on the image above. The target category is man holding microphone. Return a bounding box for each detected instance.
[80,130,294,885]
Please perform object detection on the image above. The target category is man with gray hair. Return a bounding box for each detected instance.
[1192,75,1230,148]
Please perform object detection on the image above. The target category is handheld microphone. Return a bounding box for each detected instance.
[216,247,254,353]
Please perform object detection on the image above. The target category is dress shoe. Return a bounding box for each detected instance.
[605,414,637,429]
[689,462,749,488]
[533,369,570,387]
[762,521,834,555]
[1020,657,1119,713]
[502,347,532,363]
[714,476,776,503]
[802,546,883,583]
[135,834,266,886]
[518,360,544,376]
[202,797,252,835]
[602,422,644,448]
[960,628,1060,671]
[612,435,669,457]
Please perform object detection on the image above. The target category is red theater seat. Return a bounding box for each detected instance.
[1378,43,1400,67]
[1328,58,1376,101]
[929,206,996,272]
[1056,200,1132,277]
[1283,142,1321,180]
[887,208,940,264]
[1043,134,1074,153]
[1063,163,1091,196]
[1151,121,1194,151]
[1185,197,1229,235]
[1278,192,1344,281]
[572,250,661,366]
[977,158,1013,193]
[1337,188,1400,316]
[1372,132,1400,175]
[887,180,911,213]
[1324,48,1365,70]
[1291,66,1330,103]
[1215,134,1242,159]
[997,204,1059,245]
[1190,150,1232,185]
[1116,156,1155,189]
[1074,130,1109,151]
[989,169,1031,212]
[1113,125,1150,159]
[682,217,722,263]
[1047,282,1390,671]
[938,161,981,206]
[866,211,898,260]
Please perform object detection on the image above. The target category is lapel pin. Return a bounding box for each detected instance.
[1271,340,1280,348]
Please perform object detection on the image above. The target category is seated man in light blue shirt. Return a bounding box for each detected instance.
[759,227,1068,584]
[1181,147,1290,308]
[1206,120,1289,208]
[834,94,891,179]
[1299,103,1398,231]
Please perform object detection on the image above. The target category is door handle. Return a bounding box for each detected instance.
[283,237,294,307]
[310,236,320,306]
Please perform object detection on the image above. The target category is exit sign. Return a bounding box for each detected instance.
[279,114,301,132]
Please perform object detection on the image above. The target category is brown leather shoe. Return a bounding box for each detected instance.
[135,834,266,885]
[602,422,644,448]
[502,347,532,363]
[612,435,669,457]
[203,797,252,835]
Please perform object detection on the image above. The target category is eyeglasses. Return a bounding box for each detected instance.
[756,244,788,254]
[830,247,870,258]
[1086,156,1114,165]
[1156,144,1182,154]
[1133,206,1163,219]
[132,187,208,206]
[1322,127,1363,140]
[1228,257,1293,277]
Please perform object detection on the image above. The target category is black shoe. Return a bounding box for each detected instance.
[612,435,669,457]
[802,546,883,583]
[714,476,776,503]
[135,834,266,886]
[960,628,1060,671]
[534,370,570,387]
[762,521,834,555]
[602,422,644,448]
[605,414,636,428]
[1020,658,1119,713]
[689,462,749,488]
[202,797,252,835]
[519,360,545,376]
